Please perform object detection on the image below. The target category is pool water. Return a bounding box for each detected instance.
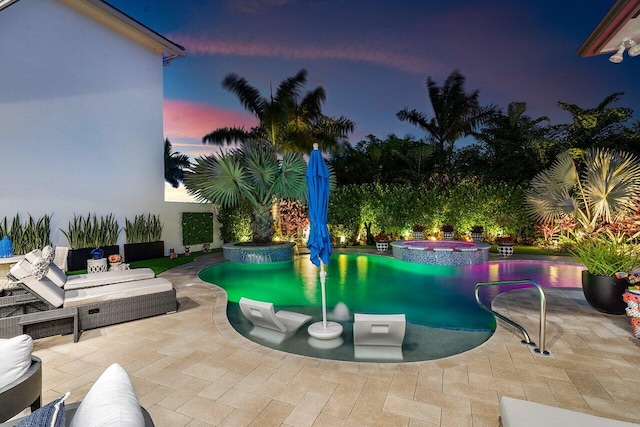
[199,254,584,362]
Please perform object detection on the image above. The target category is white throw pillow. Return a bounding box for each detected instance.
[0,334,33,390]
[31,257,49,281]
[46,262,67,288]
[69,363,144,427]
[41,246,55,264]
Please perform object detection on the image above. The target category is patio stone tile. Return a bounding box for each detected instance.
[177,396,235,425]
[181,362,228,382]
[283,391,330,427]
[147,404,193,426]
[249,400,294,426]
[440,408,472,427]
[383,395,441,424]
[217,388,271,414]
[521,383,557,406]
[138,384,176,408]
[254,379,308,405]
[321,383,360,419]
[388,372,418,399]
[219,409,256,426]
[470,399,499,418]
[583,395,640,423]
[413,387,471,414]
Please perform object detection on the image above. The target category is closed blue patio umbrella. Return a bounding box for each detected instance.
[306,143,343,339]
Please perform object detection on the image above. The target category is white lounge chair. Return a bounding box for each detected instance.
[239,297,311,334]
[353,313,406,346]
[2,259,176,340]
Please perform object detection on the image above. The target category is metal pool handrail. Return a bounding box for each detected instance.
[475,279,549,355]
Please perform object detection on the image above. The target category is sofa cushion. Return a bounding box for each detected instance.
[63,278,173,308]
[16,392,68,427]
[0,334,33,390]
[63,268,156,291]
[69,363,144,427]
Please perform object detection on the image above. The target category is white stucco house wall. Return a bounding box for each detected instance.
[0,0,219,258]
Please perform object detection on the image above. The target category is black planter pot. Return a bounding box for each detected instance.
[124,241,164,263]
[67,245,120,272]
[581,270,627,315]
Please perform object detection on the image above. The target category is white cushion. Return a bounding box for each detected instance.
[69,363,144,427]
[63,278,174,308]
[22,250,68,287]
[21,275,65,308]
[0,334,33,389]
[46,262,68,288]
[9,259,33,280]
[64,268,156,290]
[24,249,42,264]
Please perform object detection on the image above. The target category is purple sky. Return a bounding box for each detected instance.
[108,0,638,161]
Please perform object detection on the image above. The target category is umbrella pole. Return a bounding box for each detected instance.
[320,262,327,329]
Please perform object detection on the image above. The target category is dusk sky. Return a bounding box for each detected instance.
[108,0,638,167]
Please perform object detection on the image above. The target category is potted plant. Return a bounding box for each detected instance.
[412,224,424,240]
[495,235,515,257]
[374,232,390,252]
[441,224,454,240]
[124,214,164,262]
[570,231,640,314]
[61,213,119,271]
[470,225,484,242]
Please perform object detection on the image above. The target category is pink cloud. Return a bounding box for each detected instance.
[172,35,443,75]
[163,99,258,142]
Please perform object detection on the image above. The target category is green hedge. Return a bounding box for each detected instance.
[217,183,534,244]
[182,212,214,245]
[218,202,252,243]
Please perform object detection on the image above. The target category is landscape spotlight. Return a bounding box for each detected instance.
[609,44,626,63]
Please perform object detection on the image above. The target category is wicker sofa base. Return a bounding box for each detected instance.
[0,288,178,340]
[76,288,178,330]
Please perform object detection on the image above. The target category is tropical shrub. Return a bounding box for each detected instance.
[569,231,640,276]
[184,140,307,243]
[526,148,640,234]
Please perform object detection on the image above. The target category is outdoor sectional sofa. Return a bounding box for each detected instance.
[0,251,177,341]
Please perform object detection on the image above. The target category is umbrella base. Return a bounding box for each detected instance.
[308,321,343,339]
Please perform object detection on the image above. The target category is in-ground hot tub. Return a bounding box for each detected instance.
[223,242,296,263]
[391,240,490,266]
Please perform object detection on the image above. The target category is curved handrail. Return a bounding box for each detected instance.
[475,279,549,355]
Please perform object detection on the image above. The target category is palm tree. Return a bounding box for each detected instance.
[554,92,634,153]
[203,69,354,155]
[471,102,554,184]
[396,69,496,183]
[525,148,640,234]
[183,140,307,242]
[164,138,191,188]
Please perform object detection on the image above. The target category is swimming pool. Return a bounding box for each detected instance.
[199,253,584,361]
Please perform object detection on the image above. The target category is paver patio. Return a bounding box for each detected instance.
[29,253,640,426]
